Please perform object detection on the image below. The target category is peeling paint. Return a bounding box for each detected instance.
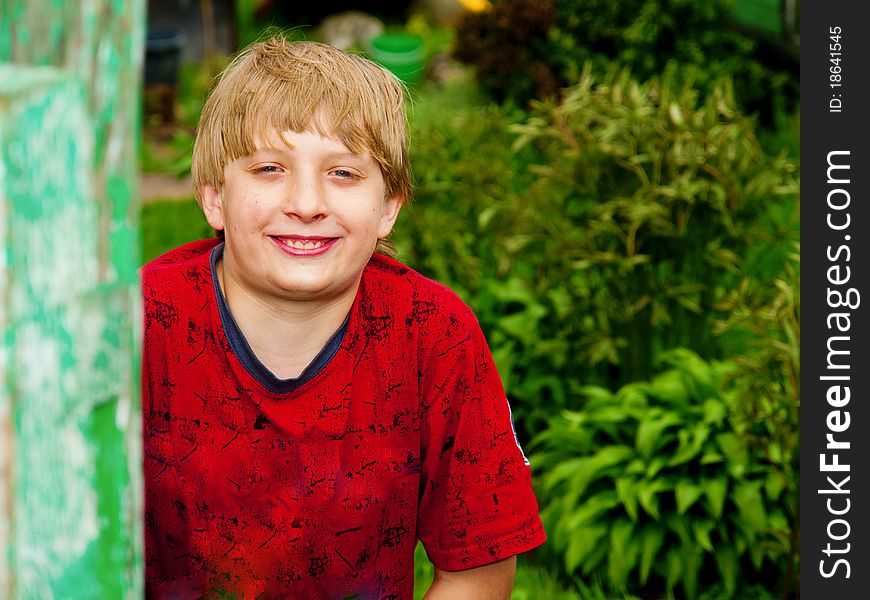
[0,107,11,599]
[15,326,100,596]
[0,0,145,596]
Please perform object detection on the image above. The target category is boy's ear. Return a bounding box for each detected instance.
[201,184,226,231]
[377,195,403,239]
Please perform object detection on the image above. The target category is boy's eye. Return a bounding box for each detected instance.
[254,165,282,174]
[330,169,360,180]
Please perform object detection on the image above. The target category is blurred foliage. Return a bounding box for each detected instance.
[140,129,195,177]
[530,349,795,598]
[404,12,456,60]
[140,198,213,264]
[453,0,560,104]
[453,0,796,121]
[758,106,800,163]
[234,0,262,47]
[398,67,799,436]
[140,61,215,176]
[714,242,800,599]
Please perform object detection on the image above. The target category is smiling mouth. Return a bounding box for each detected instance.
[271,236,337,256]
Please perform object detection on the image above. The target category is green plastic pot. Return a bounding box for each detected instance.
[367,32,425,86]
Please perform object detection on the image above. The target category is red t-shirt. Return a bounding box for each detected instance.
[142,239,546,599]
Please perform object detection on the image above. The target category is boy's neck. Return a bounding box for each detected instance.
[217,261,356,380]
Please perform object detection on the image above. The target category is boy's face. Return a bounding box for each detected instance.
[201,129,402,305]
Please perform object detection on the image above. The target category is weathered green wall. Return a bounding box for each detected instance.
[0,1,144,597]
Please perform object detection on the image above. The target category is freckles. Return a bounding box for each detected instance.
[241,195,265,221]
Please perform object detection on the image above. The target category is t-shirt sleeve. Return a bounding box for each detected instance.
[416,301,546,571]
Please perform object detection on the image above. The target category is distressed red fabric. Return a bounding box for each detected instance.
[142,239,546,599]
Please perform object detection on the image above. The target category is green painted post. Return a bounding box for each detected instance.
[0,1,145,598]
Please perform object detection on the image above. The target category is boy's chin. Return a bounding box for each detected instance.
[266,274,363,304]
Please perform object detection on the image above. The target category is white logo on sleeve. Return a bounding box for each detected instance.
[507,400,530,466]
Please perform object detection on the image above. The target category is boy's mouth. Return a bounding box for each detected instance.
[271,235,337,256]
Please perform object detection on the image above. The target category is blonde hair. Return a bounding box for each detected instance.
[191,37,412,255]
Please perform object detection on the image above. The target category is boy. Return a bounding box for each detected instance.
[142,37,546,599]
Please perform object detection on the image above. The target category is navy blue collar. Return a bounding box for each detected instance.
[210,243,349,394]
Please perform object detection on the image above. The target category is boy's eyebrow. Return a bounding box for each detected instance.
[249,147,369,163]
[322,150,369,162]
[249,144,293,157]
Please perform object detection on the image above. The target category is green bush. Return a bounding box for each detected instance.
[398,69,798,435]
[530,349,795,598]
[509,67,798,379]
[713,243,800,598]
[396,75,536,299]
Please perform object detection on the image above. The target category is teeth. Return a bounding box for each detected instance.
[285,239,325,250]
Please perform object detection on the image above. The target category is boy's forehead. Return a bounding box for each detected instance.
[247,128,371,161]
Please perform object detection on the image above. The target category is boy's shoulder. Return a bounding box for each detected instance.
[363,254,471,311]
[143,238,220,272]
[141,238,220,297]
[361,254,481,335]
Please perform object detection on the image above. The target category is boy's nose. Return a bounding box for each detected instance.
[281,177,327,222]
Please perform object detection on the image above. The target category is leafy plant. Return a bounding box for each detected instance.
[508,67,799,384]
[140,128,195,177]
[396,74,535,300]
[714,243,800,600]
[530,349,795,598]
[398,68,799,438]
